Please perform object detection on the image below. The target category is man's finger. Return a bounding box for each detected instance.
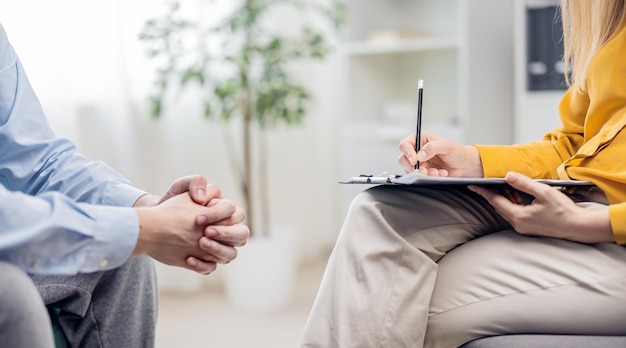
[196,199,237,225]
[203,184,223,203]
[198,237,239,263]
[205,224,250,247]
[160,175,210,204]
[185,257,217,275]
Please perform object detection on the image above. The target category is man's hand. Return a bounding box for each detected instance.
[132,193,218,274]
[194,198,249,267]
[132,192,243,274]
[133,175,217,208]
[132,175,250,274]
[469,172,614,244]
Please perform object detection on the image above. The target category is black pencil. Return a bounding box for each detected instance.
[415,79,423,170]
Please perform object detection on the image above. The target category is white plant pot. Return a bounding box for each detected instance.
[223,229,298,312]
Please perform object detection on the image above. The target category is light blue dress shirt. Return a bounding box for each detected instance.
[0,24,146,275]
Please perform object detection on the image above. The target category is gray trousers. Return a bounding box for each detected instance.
[0,256,157,348]
[33,255,157,347]
[0,262,55,348]
[300,185,626,348]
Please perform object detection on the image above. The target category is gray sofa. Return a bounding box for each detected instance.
[461,334,626,347]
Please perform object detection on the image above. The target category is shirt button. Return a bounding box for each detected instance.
[99,259,109,268]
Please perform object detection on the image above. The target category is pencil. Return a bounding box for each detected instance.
[415,79,423,170]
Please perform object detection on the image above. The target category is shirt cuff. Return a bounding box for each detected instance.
[100,181,147,208]
[79,204,140,272]
[475,143,561,179]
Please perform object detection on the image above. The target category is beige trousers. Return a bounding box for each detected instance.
[300,185,626,348]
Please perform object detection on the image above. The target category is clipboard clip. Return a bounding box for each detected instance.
[355,172,401,184]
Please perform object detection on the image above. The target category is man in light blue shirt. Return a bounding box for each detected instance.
[0,23,250,347]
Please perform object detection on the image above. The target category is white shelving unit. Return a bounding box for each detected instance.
[334,0,515,219]
[513,0,565,144]
[339,0,515,183]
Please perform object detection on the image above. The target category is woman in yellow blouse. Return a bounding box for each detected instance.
[300,1,626,347]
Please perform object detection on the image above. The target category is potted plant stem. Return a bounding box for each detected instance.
[139,0,344,310]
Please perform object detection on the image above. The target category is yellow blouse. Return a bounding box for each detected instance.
[476,22,626,243]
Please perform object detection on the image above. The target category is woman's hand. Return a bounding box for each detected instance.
[469,172,614,244]
[398,132,483,177]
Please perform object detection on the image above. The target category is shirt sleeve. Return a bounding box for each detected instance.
[0,185,140,274]
[0,23,146,274]
[475,89,586,180]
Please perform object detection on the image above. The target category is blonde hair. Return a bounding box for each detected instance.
[561,0,626,90]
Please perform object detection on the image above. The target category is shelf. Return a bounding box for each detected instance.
[343,36,459,56]
[337,0,515,223]
[513,0,567,143]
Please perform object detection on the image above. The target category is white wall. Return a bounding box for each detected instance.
[0,0,344,289]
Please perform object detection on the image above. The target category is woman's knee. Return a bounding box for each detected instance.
[345,186,404,224]
[348,187,381,212]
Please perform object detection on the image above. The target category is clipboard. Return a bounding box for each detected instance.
[341,170,595,187]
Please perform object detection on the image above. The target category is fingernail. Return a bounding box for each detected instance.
[207,228,218,238]
[202,239,211,248]
[196,188,206,200]
[416,151,426,161]
[187,258,198,267]
[197,215,208,225]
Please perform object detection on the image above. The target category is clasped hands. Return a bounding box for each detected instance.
[132,175,250,275]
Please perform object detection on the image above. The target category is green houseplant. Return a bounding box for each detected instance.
[138,0,345,238]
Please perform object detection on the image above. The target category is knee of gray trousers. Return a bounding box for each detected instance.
[0,261,55,348]
[67,256,157,348]
[29,256,158,348]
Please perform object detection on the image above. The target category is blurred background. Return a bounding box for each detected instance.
[0,0,565,346]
